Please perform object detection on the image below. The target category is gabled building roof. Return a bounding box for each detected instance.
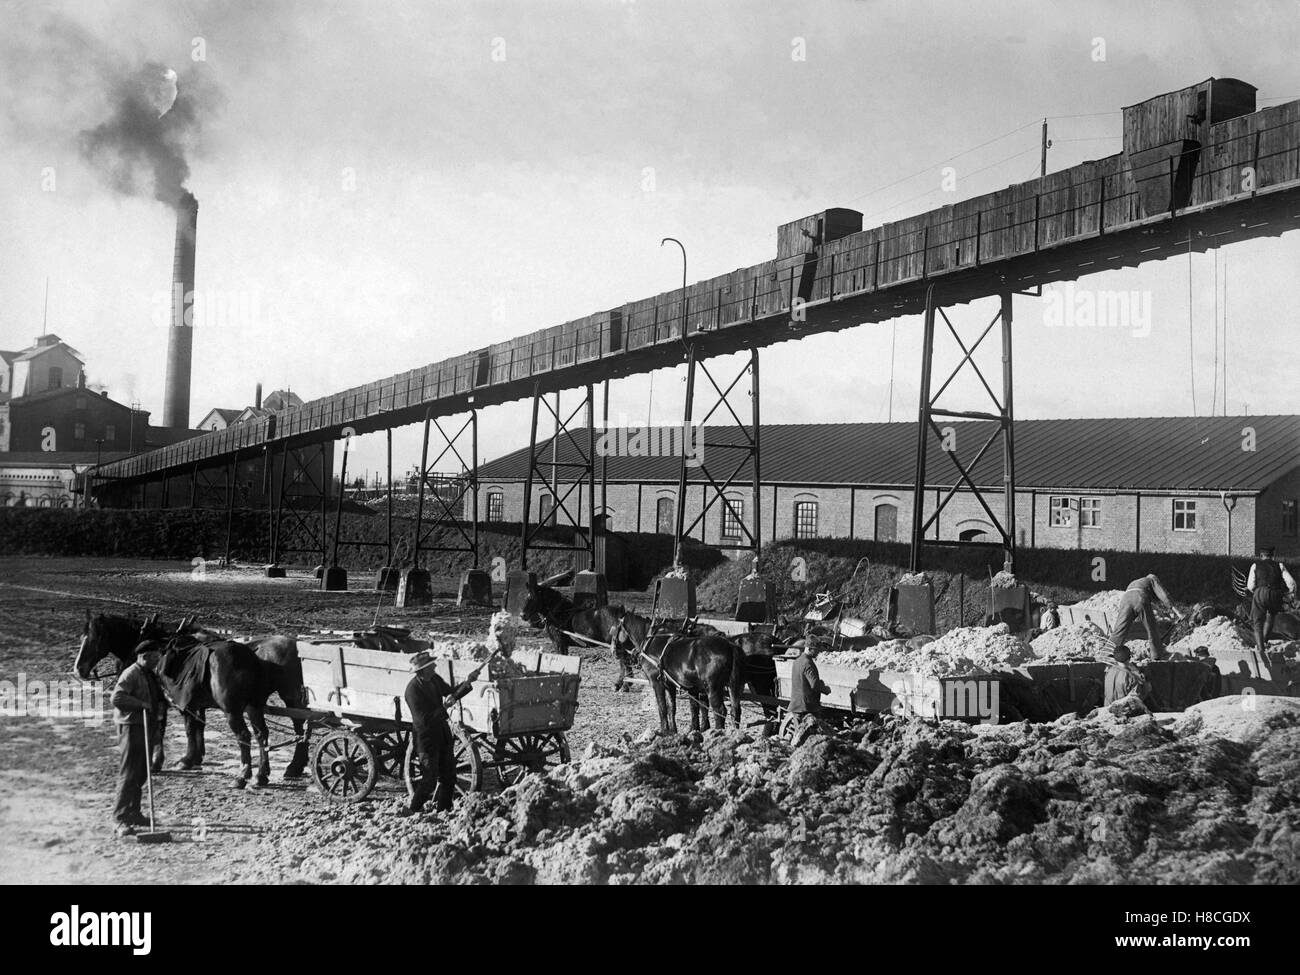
[12,334,84,362]
[198,408,243,427]
[3,386,145,413]
[476,416,1300,494]
[262,389,303,411]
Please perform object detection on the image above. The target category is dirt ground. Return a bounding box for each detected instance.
[6,557,1296,886]
[0,557,659,884]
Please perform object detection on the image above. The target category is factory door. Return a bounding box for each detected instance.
[874,503,898,542]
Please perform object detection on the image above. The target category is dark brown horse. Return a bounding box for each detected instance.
[75,611,310,780]
[168,618,309,783]
[154,635,276,789]
[520,585,577,653]
[613,612,771,721]
[74,611,168,679]
[732,629,780,730]
[614,612,743,732]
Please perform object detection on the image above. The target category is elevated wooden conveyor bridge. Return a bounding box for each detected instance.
[90,79,1300,588]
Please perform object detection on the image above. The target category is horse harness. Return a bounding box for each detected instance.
[613,619,730,722]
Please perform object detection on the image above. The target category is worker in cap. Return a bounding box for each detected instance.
[110,641,166,836]
[401,650,488,815]
[1246,546,1296,655]
[1103,644,1151,706]
[1108,574,1183,661]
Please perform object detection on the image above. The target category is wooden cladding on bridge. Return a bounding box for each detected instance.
[1122,78,1257,153]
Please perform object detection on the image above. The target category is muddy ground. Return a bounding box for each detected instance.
[3,557,1297,885]
[0,557,663,884]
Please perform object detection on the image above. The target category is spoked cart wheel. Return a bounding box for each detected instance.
[493,732,571,788]
[404,723,483,801]
[371,729,409,779]
[310,730,379,802]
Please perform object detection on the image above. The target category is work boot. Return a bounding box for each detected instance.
[123,812,152,827]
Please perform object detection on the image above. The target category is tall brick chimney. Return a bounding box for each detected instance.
[163,191,199,428]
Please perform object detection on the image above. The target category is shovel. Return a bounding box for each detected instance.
[131,713,172,844]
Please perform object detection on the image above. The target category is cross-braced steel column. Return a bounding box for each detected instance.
[322,432,353,590]
[519,380,597,570]
[372,428,400,590]
[408,409,478,567]
[264,443,286,576]
[397,407,479,606]
[189,462,229,510]
[269,442,331,569]
[672,347,762,562]
[221,449,239,564]
[909,286,1021,572]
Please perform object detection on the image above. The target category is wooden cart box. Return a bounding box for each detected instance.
[775,658,895,713]
[775,658,1004,723]
[296,641,581,737]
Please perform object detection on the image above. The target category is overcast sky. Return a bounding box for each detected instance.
[2,0,1298,480]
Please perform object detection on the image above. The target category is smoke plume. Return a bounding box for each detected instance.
[80,63,204,206]
[0,10,218,207]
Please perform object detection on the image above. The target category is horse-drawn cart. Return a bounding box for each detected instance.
[267,640,581,802]
[769,656,1006,734]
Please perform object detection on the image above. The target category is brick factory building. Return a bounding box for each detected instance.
[475,415,1300,558]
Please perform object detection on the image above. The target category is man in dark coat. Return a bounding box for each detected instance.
[787,641,831,745]
[1246,546,1297,654]
[110,642,165,836]
[402,651,487,814]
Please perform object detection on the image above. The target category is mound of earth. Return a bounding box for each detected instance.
[1031,622,1111,661]
[1169,616,1254,657]
[1069,590,1127,617]
[248,703,1300,884]
[819,623,1034,677]
[1173,696,1300,746]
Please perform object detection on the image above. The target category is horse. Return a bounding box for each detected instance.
[520,585,578,654]
[74,611,169,680]
[75,611,309,780]
[169,617,310,780]
[557,604,637,684]
[153,635,275,789]
[613,612,743,732]
[732,629,780,729]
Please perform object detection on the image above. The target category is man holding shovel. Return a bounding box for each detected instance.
[401,650,492,815]
[110,643,165,837]
[1108,573,1184,661]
